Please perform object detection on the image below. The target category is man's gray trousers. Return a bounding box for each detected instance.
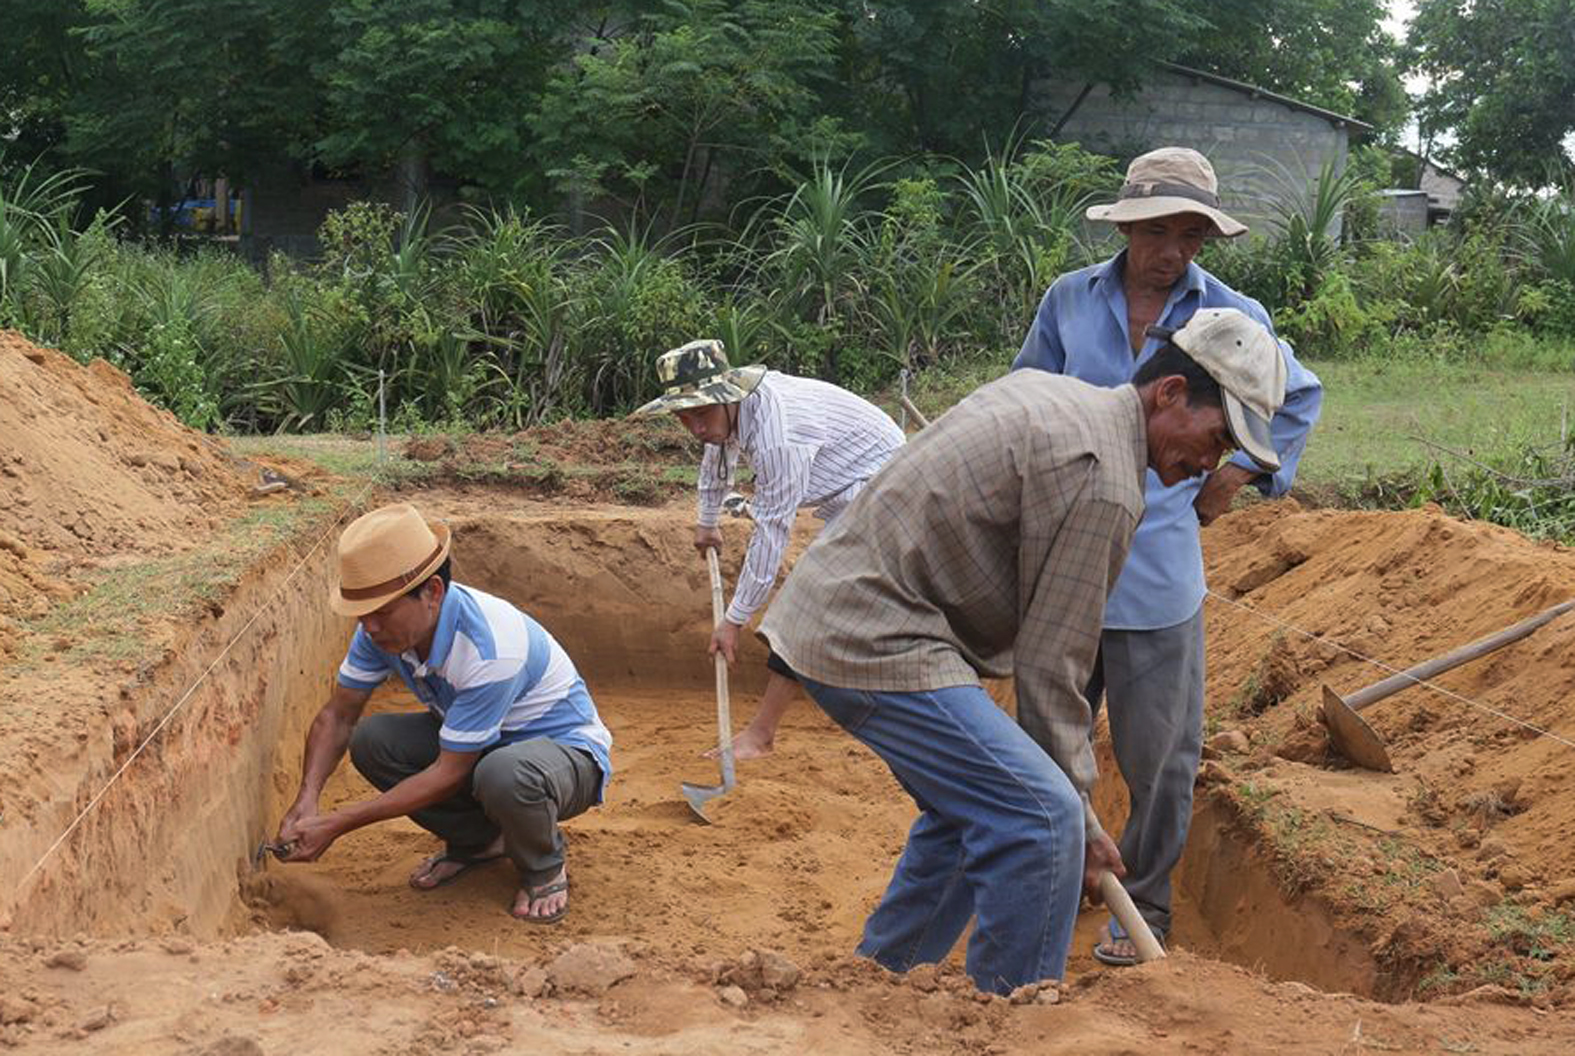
[1084,605,1205,938]
[349,711,600,887]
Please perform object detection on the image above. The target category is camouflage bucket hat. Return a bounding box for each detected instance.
[629,339,767,418]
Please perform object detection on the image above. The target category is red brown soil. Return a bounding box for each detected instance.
[0,331,252,661]
[1193,500,1575,1003]
[401,416,697,504]
[1,327,1573,1052]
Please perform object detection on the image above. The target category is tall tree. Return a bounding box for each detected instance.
[317,0,579,204]
[1178,0,1407,136]
[827,0,1208,158]
[531,0,841,223]
[1409,0,1575,186]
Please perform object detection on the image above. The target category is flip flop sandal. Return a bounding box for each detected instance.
[1091,915,1165,967]
[514,878,569,925]
[408,850,505,891]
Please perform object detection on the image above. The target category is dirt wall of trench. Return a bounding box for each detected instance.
[5,531,350,939]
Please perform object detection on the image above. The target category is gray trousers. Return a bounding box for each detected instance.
[1084,606,1205,937]
[349,711,601,887]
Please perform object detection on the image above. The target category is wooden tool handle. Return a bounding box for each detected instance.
[1346,599,1575,712]
[1099,871,1166,963]
[706,548,736,788]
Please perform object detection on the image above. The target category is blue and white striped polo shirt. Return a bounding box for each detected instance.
[337,583,613,798]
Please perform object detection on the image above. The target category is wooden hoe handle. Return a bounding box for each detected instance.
[706,547,736,788]
[1099,871,1166,963]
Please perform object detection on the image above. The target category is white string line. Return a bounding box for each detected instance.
[1205,588,1575,752]
[12,479,377,903]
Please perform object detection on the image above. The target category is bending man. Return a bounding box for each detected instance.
[761,309,1286,994]
[633,339,904,759]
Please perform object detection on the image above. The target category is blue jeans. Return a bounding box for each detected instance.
[800,677,1084,994]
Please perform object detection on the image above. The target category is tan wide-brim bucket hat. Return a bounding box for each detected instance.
[630,339,767,418]
[1086,147,1248,238]
[330,503,452,618]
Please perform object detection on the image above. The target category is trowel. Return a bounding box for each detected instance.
[681,547,736,822]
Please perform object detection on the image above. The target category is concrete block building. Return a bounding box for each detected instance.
[1032,62,1370,235]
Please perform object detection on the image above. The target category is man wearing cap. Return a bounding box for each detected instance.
[632,339,905,761]
[759,309,1286,995]
[1015,146,1323,965]
[274,503,613,924]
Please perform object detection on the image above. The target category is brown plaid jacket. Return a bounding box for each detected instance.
[759,372,1147,839]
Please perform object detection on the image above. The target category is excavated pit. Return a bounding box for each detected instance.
[6,498,1382,1000]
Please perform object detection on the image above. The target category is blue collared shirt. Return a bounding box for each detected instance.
[1013,251,1323,630]
[337,583,614,798]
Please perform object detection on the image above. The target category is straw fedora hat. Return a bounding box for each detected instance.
[629,339,766,418]
[1086,147,1247,238]
[331,503,452,617]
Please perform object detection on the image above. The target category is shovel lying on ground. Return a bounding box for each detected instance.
[1321,598,1575,772]
[1099,870,1166,964]
[682,547,737,822]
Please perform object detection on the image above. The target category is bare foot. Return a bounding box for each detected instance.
[512,868,569,923]
[704,724,775,761]
[408,836,504,890]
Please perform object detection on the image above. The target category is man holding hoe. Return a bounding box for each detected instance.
[632,339,905,759]
[760,308,1287,995]
[273,502,612,924]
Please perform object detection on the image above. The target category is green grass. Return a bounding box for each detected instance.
[21,498,341,669]
[227,337,1575,527]
[1294,358,1575,495]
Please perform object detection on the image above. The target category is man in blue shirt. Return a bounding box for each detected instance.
[274,503,612,925]
[1014,147,1323,964]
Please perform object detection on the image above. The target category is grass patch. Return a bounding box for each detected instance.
[21,498,340,670]
[1294,358,1575,499]
[1486,904,1575,962]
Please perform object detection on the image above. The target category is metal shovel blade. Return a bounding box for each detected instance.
[1321,685,1394,772]
[681,780,726,823]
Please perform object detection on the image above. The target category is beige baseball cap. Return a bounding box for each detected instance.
[1087,147,1248,238]
[1160,308,1287,472]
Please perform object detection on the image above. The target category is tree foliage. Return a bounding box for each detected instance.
[1409,0,1575,186]
[0,0,1433,222]
[1179,0,1407,134]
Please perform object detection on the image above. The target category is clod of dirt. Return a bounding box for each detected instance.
[1429,869,1465,901]
[196,1034,266,1056]
[1008,982,1060,1005]
[78,1004,114,1031]
[241,872,342,942]
[42,948,87,971]
[546,943,636,996]
[511,965,549,998]
[714,948,801,995]
[1208,729,1250,754]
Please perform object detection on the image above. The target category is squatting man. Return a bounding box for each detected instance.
[273,502,612,924]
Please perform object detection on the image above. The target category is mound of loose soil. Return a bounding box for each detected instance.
[401,417,699,505]
[0,331,251,658]
[1198,500,1575,999]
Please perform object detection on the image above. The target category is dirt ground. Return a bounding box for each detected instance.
[2,328,1575,1053]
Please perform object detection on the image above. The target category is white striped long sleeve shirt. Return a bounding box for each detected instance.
[698,372,905,625]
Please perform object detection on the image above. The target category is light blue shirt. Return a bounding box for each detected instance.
[337,583,613,798]
[1013,251,1323,630]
